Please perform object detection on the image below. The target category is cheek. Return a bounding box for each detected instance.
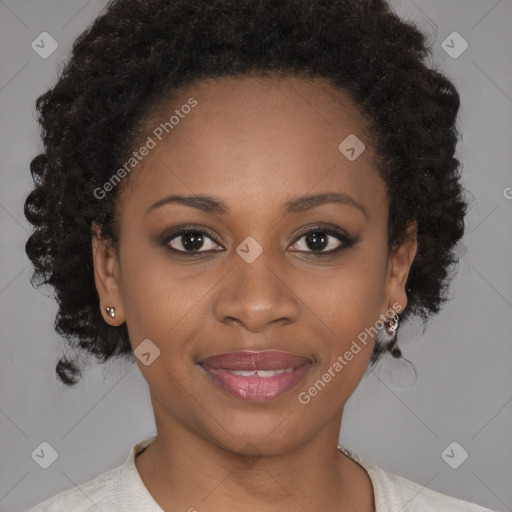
[295,251,386,335]
[294,250,387,382]
[315,283,380,374]
[118,249,205,400]
[117,238,195,350]
[294,274,383,413]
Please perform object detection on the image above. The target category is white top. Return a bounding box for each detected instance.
[26,434,497,512]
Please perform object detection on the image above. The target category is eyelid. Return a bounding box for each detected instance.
[291,223,351,242]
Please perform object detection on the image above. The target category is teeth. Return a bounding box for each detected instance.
[256,369,284,377]
[231,370,257,376]
[229,369,294,377]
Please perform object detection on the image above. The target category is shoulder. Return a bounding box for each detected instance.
[337,444,498,512]
[380,468,497,511]
[25,465,122,512]
[25,435,159,512]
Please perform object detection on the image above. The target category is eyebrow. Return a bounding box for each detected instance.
[147,192,368,219]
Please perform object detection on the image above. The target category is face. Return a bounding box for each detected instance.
[92,75,417,455]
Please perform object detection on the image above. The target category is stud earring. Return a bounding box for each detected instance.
[105,306,116,318]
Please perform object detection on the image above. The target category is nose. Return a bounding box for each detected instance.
[213,250,300,332]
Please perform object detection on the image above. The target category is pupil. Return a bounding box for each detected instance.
[306,232,327,251]
[182,232,204,251]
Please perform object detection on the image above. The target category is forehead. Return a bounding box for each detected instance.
[117,74,386,221]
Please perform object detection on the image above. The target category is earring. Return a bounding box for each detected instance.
[385,310,402,359]
[385,310,399,335]
[105,306,116,318]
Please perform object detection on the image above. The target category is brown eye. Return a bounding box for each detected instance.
[289,227,356,255]
[164,228,223,253]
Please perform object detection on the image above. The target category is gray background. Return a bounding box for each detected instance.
[0,0,511,511]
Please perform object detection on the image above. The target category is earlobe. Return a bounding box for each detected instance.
[91,223,124,325]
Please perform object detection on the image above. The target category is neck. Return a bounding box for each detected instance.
[134,408,375,512]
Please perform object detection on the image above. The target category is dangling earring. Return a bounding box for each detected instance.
[105,306,116,318]
[371,308,417,387]
[385,310,401,358]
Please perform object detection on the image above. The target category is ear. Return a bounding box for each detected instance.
[381,221,418,317]
[91,222,125,326]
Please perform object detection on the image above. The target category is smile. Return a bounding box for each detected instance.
[198,350,313,402]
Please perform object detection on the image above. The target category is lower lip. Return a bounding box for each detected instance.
[200,365,311,402]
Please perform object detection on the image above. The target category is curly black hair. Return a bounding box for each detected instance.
[24,0,467,386]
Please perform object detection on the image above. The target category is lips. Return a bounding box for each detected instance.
[200,350,312,370]
[198,350,313,402]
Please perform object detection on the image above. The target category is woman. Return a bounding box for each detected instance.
[24,0,498,510]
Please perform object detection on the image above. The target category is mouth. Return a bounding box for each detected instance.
[198,350,313,402]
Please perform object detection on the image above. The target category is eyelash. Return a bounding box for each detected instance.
[161,225,357,258]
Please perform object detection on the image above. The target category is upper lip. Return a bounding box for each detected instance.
[199,350,313,371]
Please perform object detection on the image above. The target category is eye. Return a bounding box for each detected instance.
[289,226,355,256]
[164,227,223,254]
[162,224,356,257]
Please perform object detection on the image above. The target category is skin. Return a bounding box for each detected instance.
[92,74,417,512]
